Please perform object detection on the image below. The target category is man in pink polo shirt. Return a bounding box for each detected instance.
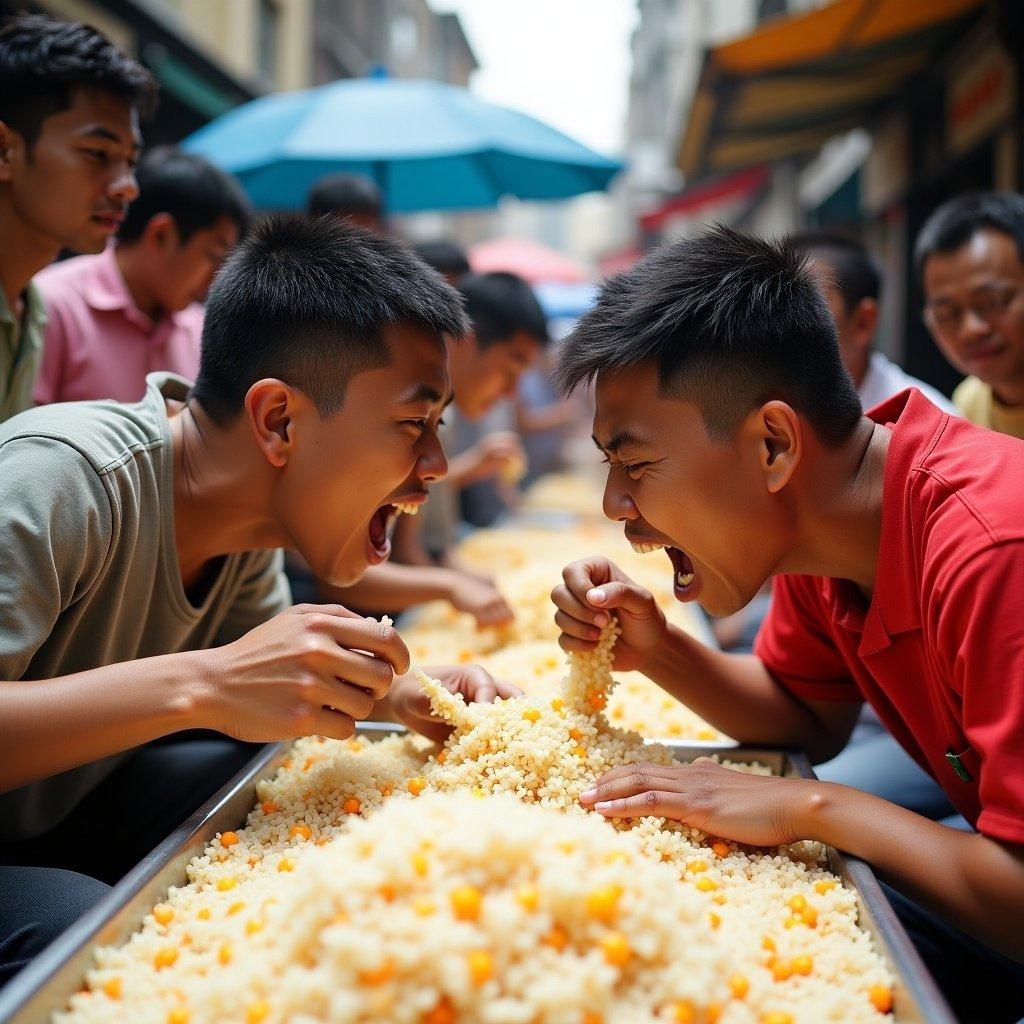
[34,147,249,404]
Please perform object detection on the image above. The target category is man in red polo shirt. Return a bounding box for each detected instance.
[549,226,1024,1022]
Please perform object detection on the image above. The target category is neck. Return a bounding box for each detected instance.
[168,401,289,588]
[850,349,871,390]
[777,416,890,596]
[991,379,1024,409]
[0,197,61,314]
[115,244,162,321]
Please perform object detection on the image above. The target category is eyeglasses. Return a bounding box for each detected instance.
[923,286,1022,334]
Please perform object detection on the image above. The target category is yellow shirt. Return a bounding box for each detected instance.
[953,376,1024,441]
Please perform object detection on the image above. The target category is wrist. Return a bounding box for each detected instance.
[182,647,226,731]
[789,779,842,844]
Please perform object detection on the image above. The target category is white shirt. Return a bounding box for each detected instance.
[858,350,958,415]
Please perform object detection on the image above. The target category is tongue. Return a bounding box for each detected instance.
[369,507,390,554]
[666,547,693,575]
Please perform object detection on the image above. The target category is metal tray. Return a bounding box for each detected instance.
[0,727,954,1024]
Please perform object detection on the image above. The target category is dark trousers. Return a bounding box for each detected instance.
[886,884,1024,1024]
[0,736,259,990]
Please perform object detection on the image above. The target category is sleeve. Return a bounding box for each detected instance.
[0,437,112,680]
[211,549,292,647]
[933,541,1024,844]
[32,299,70,405]
[753,575,862,703]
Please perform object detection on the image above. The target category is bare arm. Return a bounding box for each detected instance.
[1,605,410,794]
[643,624,859,762]
[584,760,1024,962]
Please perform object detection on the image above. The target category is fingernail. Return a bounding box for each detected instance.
[593,612,609,627]
[580,788,596,802]
[588,588,606,604]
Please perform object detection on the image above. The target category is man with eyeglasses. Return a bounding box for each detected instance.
[918,192,1024,440]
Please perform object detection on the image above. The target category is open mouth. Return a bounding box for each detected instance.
[666,547,697,600]
[366,504,399,565]
[393,502,421,516]
[629,539,667,555]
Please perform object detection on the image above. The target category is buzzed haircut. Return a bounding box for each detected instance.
[914,192,1024,281]
[555,224,862,446]
[192,215,469,425]
[789,229,881,312]
[306,173,383,220]
[0,14,157,147]
[118,147,251,245]
[459,272,550,349]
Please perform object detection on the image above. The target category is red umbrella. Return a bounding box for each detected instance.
[470,237,589,284]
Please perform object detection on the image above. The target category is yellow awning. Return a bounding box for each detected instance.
[677,0,985,180]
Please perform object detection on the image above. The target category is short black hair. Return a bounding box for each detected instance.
[459,272,550,349]
[788,229,880,312]
[118,147,250,245]
[555,225,862,446]
[414,240,470,279]
[306,173,383,219]
[914,192,1024,281]
[192,215,469,425]
[0,14,157,147]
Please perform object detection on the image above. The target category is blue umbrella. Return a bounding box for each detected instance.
[182,77,623,213]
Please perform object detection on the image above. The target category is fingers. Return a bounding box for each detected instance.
[494,677,524,700]
[584,580,656,617]
[579,762,683,806]
[292,603,364,621]
[589,790,688,820]
[554,608,602,643]
[551,583,609,630]
[307,706,357,741]
[306,614,411,683]
[316,678,377,721]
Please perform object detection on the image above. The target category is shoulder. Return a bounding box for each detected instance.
[34,254,99,302]
[910,416,1024,580]
[0,393,166,481]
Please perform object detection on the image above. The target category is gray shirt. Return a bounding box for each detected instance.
[0,373,290,840]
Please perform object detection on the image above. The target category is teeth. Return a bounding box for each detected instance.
[629,541,666,554]
[676,571,695,588]
[394,502,420,516]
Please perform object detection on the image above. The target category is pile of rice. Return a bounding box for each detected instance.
[55,623,896,1024]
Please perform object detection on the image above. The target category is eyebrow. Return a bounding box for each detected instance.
[397,383,453,407]
[592,429,651,455]
[78,125,142,152]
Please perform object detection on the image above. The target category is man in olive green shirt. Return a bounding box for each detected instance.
[917,192,1024,442]
[0,210,519,991]
[0,15,157,422]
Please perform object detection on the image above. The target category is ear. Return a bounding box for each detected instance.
[851,297,879,349]
[244,379,300,468]
[141,211,180,251]
[757,401,802,494]
[0,121,21,182]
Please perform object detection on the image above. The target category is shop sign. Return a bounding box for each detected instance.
[947,41,1014,156]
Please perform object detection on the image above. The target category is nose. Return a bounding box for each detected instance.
[959,308,993,341]
[602,468,638,524]
[109,164,139,205]
[418,428,448,484]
